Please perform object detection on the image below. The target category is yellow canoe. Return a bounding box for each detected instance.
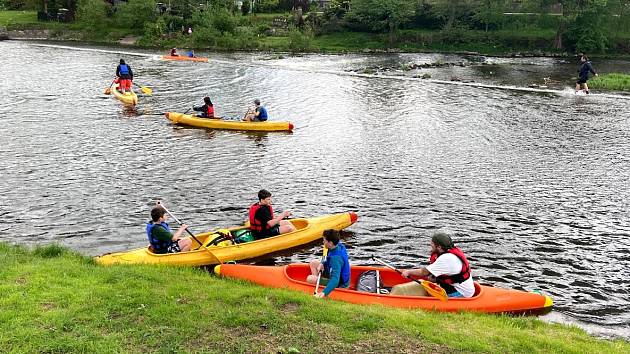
[96,212,358,266]
[111,83,138,105]
[165,112,294,132]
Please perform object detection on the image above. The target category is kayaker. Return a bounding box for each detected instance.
[146,206,192,254]
[170,48,179,56]
[115,59,133,94]
[192,96,216,118]
[187,49,195,58]
[391,232,475,298]
[575,54,598,94]
[248,189,296,239]
[243,99,268,122]
[306,229,351,298]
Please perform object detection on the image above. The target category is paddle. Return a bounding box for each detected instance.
[314,247,329,295]
[104,79,116,95]
[133,82,153,95]
[156,202,203,248]
[372,256,448,301]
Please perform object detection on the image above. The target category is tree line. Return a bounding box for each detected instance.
[2,0,629,53]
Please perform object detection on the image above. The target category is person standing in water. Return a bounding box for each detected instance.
[575,54,598,94]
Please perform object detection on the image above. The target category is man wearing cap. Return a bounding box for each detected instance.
[243,99,268,122]
[391,232,475,298]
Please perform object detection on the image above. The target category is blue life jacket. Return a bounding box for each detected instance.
[324,242,350,284]
[257,106,268,121]
[146,221,172,254]
[119,64,130,76]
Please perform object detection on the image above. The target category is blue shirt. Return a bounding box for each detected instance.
[256,106,268,121]
[322,242,350,296]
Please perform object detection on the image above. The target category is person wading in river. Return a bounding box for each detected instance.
[575,54,598,94]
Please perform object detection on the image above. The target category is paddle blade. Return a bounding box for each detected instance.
[140,86,152,95]
[422,280,448,302]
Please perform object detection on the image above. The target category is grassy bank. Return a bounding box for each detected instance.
[0,10,38,27]
[589,73,630,91]
[1,243,628,353]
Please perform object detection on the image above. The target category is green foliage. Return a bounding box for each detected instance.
[431,0,475,30]
[288,28,312,51]
[565,0,610,53]
[32,244,66,258]
[254,0,279,13]
[76,0,108,27]
[241,0,250,15]
[589,73,630,91]
[143,15,165,40]
[345,0,415,34]
[115,0,156,32]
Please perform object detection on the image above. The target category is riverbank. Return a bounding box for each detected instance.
[1,242,628,353]
[3,10,630,59]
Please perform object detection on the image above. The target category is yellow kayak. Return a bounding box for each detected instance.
[165,112,294,132]
[111,83,138,105]
[96,212,358,266]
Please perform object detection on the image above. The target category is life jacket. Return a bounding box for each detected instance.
[206,105,214,117]
[324,242,350,285]
[429,247,471,294]
[257,106,268,121]
[118,64,130,76]
[249,203,273,232]
[146,221,172,254]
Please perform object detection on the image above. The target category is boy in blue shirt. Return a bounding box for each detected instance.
[307,229,350,298]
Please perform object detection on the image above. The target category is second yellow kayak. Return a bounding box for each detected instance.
[165,112,294,132]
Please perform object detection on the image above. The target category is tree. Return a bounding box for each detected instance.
[345,0,415,46]
[472,0,507,32]
[431,0,475,30]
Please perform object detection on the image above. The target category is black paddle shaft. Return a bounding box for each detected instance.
[371,256,424,287]
[158,203,203,247]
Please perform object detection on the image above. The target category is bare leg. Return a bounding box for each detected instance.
[306,259,321,284]
[279,219,296,234]
[178,238,193,252]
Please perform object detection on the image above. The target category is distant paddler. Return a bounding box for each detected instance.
[192,96,216,119]
[243,99,268,122]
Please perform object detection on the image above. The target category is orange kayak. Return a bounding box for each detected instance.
[161,55,208,63]
[215,264,553,315]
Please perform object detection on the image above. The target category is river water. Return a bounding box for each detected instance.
[1,40,629,340]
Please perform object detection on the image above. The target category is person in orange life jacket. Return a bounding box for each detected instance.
[248,189,296,239]
[392,232,475,298]
[192,97,215,118]
[306,229,351,298]
[243,99,268,122]
[146,206,192,254]
[115,59,133,94]
[170,48,179,56]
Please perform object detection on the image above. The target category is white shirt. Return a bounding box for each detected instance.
[426,253,475,298]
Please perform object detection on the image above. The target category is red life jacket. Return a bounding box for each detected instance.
[429,247,471,290]
[249,203,273,232]
[207,105,215,117]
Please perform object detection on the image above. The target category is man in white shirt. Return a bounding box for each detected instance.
[392,233,475,298]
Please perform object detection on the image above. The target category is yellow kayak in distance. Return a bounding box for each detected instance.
[165,112,294,132]
[111,83,138,105]
[95,212,358,266]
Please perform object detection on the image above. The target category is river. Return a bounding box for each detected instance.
[0,40,629,340]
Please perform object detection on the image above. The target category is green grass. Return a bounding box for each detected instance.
[0,10,38,27]
[588,73,630,91]
[1,242,628,353]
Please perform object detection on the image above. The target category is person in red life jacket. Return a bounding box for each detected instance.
[248,189,296,239]
[146,206,192,254]
[391,232,475,298]
[192,96,216,118]
[115,58,133,94]
[170,48,179,56]
[306,229,351,298]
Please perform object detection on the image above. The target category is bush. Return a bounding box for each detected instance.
[76,0,109,27]
[115,0,156,32]
[288,28,312,52]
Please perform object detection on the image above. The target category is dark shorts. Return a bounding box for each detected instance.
[576,77,587,84]
[255,225,280,239]
[166,241,181,253]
